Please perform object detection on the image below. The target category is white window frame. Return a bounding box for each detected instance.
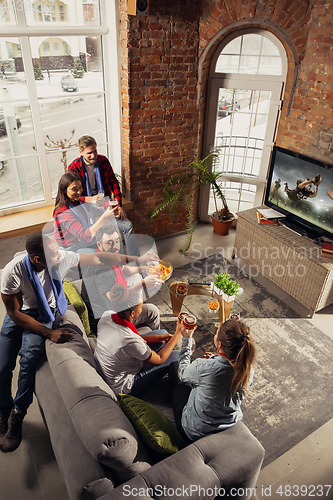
[200,29,287,221]
[0,0,122,216]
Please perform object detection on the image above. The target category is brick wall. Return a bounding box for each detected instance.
[121,0,333,238]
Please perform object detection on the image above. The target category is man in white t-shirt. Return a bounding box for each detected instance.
[95,310,152,395]
[0,232,153,453]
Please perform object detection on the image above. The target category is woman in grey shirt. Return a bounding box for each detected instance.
[171,319,256,442]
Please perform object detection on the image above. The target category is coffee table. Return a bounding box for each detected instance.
[167,281,237,337]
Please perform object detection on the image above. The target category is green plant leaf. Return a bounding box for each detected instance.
[179,193,194,254]
[149,151,231,251]
[214,273,239,296]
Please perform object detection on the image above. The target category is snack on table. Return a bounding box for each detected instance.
[160,263,172,280]
[148,263,172,280]
[176,283,188,295]
[208,300,219,311]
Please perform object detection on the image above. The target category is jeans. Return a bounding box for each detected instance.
[133,304,160,331]
[168,361,192,443]
[130,330,180,397]
[0,309,54,415]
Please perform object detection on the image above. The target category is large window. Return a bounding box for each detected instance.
[201,30,287,220]
[0,0,121,216]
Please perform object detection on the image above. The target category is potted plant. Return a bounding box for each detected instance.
[150,152,235,253]
[213,273,240,302]
[212,273,242,321]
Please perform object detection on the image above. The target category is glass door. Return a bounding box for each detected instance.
[201,77,284,220]
[200,31,286,221]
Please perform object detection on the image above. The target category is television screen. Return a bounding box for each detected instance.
[265,146,333,240]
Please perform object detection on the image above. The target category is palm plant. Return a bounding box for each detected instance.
[150,152,233,253]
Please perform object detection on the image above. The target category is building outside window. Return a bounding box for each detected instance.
[59,5,65,21]
[0,0,121,216]
[42,41,50,56]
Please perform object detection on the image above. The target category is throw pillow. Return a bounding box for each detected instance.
[62,279,93,337]
[118,394,186,455]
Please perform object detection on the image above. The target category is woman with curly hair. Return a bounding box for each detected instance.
[171,319,256,442]
[94,283,181,396]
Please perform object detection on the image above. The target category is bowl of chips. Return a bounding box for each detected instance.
[208,300,219,312]
[148,259,173,281]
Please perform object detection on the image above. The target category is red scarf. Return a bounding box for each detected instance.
[111,314,158,344]
[112,313,140,335]
[96,248,127,285]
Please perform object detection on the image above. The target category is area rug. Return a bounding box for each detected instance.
[148,253,333,467]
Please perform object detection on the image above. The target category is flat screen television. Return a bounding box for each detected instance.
[264,146,333,241]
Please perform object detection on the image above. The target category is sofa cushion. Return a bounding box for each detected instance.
[63,279,92,337]
[118,394,186,456]
[45,338,153,484]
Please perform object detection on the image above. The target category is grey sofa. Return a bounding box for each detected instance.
[35,307,265,500]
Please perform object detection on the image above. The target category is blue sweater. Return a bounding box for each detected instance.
[178,338,253,441]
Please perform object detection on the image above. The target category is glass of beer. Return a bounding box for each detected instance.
[97,189,105,209]
[229,312,240,321]
[182,313,197,330]
[109,199,119,215]
[178,312,188,323]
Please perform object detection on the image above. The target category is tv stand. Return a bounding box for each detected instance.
[279,218,320,240]
[233,207,333,316]
[279,219,307,237]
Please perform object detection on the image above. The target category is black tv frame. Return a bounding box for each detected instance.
[264,146,333,241]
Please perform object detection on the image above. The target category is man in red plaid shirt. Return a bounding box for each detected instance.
[68,136,139,255]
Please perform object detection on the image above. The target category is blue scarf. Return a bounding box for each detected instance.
[82,158,103,196]
[22,255,67,323]
[68,201,91,230]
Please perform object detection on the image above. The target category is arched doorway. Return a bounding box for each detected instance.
[200,29,287,221]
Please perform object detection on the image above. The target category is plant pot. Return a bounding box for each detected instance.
[222,293,235,302]
[211,213,235,235]
[221,297,234,321]
[213,284,223,296]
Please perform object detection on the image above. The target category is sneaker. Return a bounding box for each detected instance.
[0,413,9,446]
[0,408,26,453]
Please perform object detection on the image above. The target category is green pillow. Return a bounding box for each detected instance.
[118,394,186,455]
[62,279,93,337]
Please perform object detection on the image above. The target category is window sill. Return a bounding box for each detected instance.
[0,198,134,241]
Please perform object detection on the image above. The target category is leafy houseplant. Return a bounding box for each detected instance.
[213,273,240,299]
[150,152,234,254]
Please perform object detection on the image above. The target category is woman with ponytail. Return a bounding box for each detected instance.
[171,319,256,442]
[94,283,182,396]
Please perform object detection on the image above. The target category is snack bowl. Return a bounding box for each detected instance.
[176,282,188,296]
[208,299,220,313]
[149,259,173,281]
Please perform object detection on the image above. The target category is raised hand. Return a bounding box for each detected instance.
[139,252,160,265]
[143,275,162,288]
[203,352,213,359]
